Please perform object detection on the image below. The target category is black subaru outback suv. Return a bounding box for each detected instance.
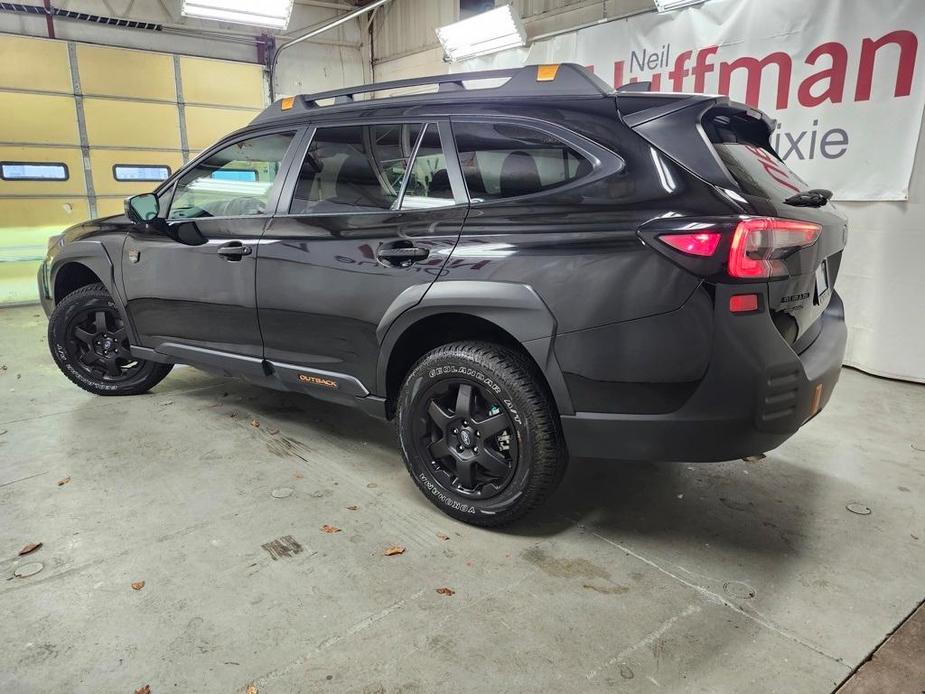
[40,64,847,526]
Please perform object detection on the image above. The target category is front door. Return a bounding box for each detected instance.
[122,129,299,365]
[257,120,468,393]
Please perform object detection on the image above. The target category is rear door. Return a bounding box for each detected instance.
[256,119,468,393]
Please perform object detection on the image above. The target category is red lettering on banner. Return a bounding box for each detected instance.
[719,52,792,109]
[594,31,915,111]
[798,42,848,106]
[855,30,917,101]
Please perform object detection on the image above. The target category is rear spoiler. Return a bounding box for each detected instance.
[617,92,776,191]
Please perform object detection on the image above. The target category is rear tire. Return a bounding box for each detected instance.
[397,341,567,527]
[48,283,172,396]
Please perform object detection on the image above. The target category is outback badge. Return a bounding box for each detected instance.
[299,374,338,389]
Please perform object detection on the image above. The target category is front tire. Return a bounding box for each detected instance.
[397,341,567,527]
[48,283,172,396]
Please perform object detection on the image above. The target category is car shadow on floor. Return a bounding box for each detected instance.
[510,454,822,564]
[174,376,819,563]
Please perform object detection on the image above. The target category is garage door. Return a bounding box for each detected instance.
[0,35,266,304]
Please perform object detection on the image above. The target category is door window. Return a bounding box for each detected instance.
[452,122,593,201]
[168,131,295,219]
[400,124,454,209]
[289,122,456,213]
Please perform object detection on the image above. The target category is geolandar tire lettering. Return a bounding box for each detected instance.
[397,340,567,527]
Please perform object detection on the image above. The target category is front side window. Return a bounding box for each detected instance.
[168,131,295,219]
[452,122,593,201]
[289,122,456,214]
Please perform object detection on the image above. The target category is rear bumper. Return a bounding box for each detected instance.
[560,288,847,462]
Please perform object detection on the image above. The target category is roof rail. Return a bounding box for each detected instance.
[253,63,615,124]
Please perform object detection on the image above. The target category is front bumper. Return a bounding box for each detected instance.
[560,288,847,462]
[37,262,54,317]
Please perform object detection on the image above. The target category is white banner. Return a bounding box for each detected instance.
[460,0,925,201]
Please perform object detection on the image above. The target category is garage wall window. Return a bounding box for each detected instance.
[113,164,171,182]
[1,162,69,181]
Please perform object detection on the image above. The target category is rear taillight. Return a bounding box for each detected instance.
[658,232,721,257]
[641,215,821,282]
[727,217,821,279]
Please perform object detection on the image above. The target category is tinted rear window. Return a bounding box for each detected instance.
[704,112,807,200]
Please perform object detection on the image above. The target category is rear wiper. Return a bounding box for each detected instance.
[784,188,833,207]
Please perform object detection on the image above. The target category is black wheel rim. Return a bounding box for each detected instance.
[65,307,141,382]
[412,378,519,500]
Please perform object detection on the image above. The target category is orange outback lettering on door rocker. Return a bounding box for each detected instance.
[299,374,338,389]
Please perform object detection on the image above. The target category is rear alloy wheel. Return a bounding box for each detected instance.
[48,283,172,396]
[397,341,567,526]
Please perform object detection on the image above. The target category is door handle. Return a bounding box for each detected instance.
[217,242,252,260]
[376,244,429,267]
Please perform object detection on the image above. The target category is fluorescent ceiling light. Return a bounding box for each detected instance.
[182,0,294,30]
[436,4,527,63]
[654,0,709,11]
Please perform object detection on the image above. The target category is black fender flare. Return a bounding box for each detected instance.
[375,280,574,416]
[49,240,139,344]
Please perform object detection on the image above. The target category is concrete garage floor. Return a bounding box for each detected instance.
[1,304,923,693]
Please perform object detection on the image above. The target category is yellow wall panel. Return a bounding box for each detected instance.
[0,196,89,229]
[90,150,182,196]
[1,92,80,145]
[180,56,265,108]
[0,196,91,266]
[83,98,180,148]
[0,35,72,93]
[96,197,129,218]
[185,106,257,150]
[0,146,85,196]
[77,44,176,101]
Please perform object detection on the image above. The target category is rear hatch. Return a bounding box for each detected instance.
[622,94,847,350]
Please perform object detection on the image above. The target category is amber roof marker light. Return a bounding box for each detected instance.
[536,64,561,82]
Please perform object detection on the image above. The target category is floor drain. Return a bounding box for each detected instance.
[13,562,43,578]
[271,487,293,499]
[846,502,871,515]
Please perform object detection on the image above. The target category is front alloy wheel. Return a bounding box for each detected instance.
[48,283,172,396]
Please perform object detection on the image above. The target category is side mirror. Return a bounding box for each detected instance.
[125,193,160,224]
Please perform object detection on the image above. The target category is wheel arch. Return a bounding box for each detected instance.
[49,241,140,344]
[53,261,104,304]
[376,280,574,417]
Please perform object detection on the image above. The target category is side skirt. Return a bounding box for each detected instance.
[130,344,387,418]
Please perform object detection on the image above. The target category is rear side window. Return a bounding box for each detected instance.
[704,112,807,199]
[290,124,418,213]
[401,124,454,209]
[452,122,593,201]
